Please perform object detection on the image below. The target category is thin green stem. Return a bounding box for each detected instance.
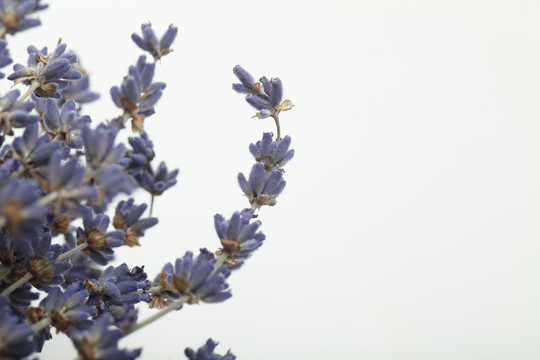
[123,296,187,337]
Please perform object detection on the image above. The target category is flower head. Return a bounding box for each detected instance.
[8,43,82,98]
[131,23,178,61]
[232,65,294,119]
[75,207,125,265]
[0,39,12,78]
[0,89,38,135]
[0,295,35,359]
[249,133,294,172]
[0,0,47,36]
[42,98,91,148]
[70,314,142,360]
[135,161,178,197]
[185,339,236,360]
[154,249,231,305]
[214,209,265,269]
[110,55,166,133]
[237,163,286,209]
[113,198,158,247]
[0,178,46,238]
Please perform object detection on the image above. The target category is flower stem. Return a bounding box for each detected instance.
[38,191,58,206]
[137,285,161,295]
[33,317,52,332]
[123,296,187,337]
[0,242,88,296]
[15,80,40,106]
[57,242,88,262]
[1,272,33,296]
[272,114,281,141]
[211,251,228,277]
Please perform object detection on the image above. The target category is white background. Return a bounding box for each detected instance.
[6,0,540,359]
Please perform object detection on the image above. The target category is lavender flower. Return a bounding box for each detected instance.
[0,280,38,310]
[113,198,158,247]
[60,63,99,106]
[0,89,38,135]
[249,132,294,172]
[0,0,46,36]
[42,98,91,148]
[20,232,72,290]
[131,22,178,61]
[0,295,35,359]
[86,263,150,309]
[135,161,178,197]
[152,249,231,307]
[232,65,259,94]
[237,162,286,208]
[122,132,154,176]
[11,122,63,175]
[214,209,265,269]
[27,283,95,351]
[0,39,12,78]
[8,43,82,98]
[70,314,142,360]
[45,151,99,215]
[81,124,137,211]
[232,65,294,120]
[75,207,125,266]
[185,339,236,360]
[0,178,46,238]
[110,55,166,133]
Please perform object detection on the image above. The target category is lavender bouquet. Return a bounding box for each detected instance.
[0,2,294,359]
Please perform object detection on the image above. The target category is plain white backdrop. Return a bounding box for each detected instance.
[5,0,540,359]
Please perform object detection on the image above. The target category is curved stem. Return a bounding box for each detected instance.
[272,114,281,141]
[123,296,187,337]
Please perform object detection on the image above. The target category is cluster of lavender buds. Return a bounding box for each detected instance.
[0,3,294,359]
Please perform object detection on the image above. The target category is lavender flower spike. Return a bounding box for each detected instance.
[249,132,294,172]
[238,163,286,208]
[131,22,178,61]
[185,339,236,360]
[153,249,231,306]
[214,209,265,269]
[75,207,125,266]
[70,315,142,360]
[0,295,35,359]
[232,65,260,94]
[8,43,82,98]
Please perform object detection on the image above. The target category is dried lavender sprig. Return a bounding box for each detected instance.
[0,242,88,296]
